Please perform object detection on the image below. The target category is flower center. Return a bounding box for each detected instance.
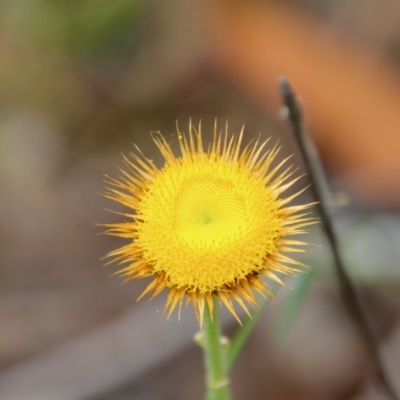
[174,178,248,248]
[138,156,282,293]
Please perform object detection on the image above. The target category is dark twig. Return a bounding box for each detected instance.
[279,77,398,400]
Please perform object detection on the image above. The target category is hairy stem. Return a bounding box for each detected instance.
[203,297,231,400]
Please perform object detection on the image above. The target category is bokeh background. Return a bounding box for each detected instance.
[1,0,400,399]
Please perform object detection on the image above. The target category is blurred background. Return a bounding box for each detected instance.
[1,0,400,399]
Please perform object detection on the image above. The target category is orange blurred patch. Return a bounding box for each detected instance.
[206,2,400,208]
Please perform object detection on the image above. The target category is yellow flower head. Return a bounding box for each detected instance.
[103,123,314,325]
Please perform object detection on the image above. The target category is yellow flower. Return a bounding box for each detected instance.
[103,123,314,325]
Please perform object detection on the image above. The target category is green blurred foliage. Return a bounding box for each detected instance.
[2,0,148,61]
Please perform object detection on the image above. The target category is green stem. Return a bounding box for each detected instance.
[203,297,231,400]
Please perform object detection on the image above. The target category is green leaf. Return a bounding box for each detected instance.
[273,271,314,345]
